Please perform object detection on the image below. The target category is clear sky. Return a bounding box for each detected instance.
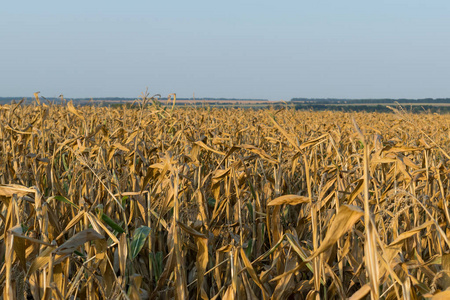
[1,0,449,101]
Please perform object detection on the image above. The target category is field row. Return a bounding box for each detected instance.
[0,102,450,299]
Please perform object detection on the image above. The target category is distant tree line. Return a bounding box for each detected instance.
[0,97,268,104]
[293,104,450,113]
[65,97,268,101]
[190,97,268,101]
[291,98,450,104]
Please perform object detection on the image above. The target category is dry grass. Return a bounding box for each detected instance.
[1,98,450,299]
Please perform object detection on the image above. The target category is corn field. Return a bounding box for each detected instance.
[1,97,450,299]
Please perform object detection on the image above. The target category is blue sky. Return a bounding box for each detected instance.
[1,0,449,100]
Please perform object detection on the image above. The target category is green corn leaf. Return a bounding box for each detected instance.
[53,195,79,210]
[101,213,125,234]
[130,226,151,261]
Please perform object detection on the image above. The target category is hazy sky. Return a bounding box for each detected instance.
[1,0,449,100]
